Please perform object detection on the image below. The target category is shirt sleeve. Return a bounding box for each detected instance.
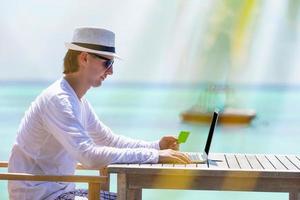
[42,95,159,168]
[84,100,161,150]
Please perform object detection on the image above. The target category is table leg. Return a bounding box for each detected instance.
[289,191,300,200]
[99,168,110,191]
[128,188,142,200]
[117,173,142,200]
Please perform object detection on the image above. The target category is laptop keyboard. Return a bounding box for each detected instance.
[187,152,202,161]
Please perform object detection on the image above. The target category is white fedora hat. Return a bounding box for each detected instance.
[65,27,121,59]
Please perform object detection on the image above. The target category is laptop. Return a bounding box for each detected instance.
[185,110,219,163]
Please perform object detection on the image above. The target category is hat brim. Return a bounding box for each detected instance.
[65,43,122,59]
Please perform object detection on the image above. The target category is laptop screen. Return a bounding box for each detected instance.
[204,110,219,155]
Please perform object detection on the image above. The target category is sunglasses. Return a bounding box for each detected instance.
[88,53,114,69]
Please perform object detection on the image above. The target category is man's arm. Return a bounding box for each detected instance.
[42,96,160,168]
[85,100,160,149]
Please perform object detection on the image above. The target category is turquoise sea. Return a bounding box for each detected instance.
[1,81,300,200]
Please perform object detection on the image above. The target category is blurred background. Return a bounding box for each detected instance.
[0,0,300,199]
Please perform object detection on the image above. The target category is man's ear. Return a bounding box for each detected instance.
[78,52,88,66]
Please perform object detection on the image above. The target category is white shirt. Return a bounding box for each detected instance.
[8,78,160,200]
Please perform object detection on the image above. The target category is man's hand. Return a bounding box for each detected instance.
[159,136,179,150]
[158,149,192,164]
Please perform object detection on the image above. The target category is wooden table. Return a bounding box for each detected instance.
[108,153,300,200]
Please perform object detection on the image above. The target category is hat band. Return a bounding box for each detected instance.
[72,42,115,53]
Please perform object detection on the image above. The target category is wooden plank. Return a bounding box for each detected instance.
[3,162,104,171]
[209,153,227,162]
[287,155,300,170]
[99,168,109,191]
[225,154,240,169]
[276,155,299,170]
[256,155,275,170]
[117,173,127,200]
[147,164,163,168]
[127,164,141,168]
[0,173,107,183]
[88,182,100,200]
[196,163,209,169]
[235,154,252,170]
[127,188,142,200]
[164,163,198,169]
[289,191,300,200]
[117,173,142,200]
[208,154,228,169]
[0,161,8,168]
[265,155,288,170]
[161,164,198,169]
[136,163,155,168]
[245,155,263,170]
[174,164,187,168]
[161,164,174,168]
[125,172,300,192]
[185,164,198,168]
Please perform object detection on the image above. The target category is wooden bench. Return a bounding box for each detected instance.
[108,153,300,200]
[0,161,109,200]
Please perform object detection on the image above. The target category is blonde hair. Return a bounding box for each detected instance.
[63,50,81,74]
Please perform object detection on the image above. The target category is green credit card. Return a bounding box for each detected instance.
[178,131,190,144]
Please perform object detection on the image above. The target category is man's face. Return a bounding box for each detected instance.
[82,53,114,87]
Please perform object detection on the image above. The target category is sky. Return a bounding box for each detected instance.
[0,0,299,85]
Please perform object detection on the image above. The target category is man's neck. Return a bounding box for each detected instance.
[64,74,90,99]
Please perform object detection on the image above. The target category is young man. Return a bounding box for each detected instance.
[8,27,191,200]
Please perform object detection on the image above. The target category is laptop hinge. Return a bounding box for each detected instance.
[202,152,208,161]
